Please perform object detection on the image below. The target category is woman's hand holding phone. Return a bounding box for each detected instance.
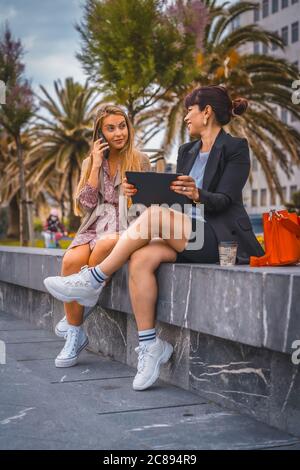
[92,138,110,169]
[122,177,137,197]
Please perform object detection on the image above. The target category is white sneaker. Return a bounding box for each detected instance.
[55,326,88,368]
[54,307,94,338]
[44,266,105,307]
[132,338,174,391]
[55,316,70,338]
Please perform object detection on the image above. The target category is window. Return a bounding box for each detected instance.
[254,42,260,54]
[272,0,279,12]
[263,0,269,17]
[271,106,278,118]
[282,0,288,7]
[281,108,288,123]
[291,61,299,122]
[290,185,298,198]
[281,186,287,201]
[262,43,268,54]
[252,189,258,207]
[292,22,299,43]
[254,4,260,21]
[272,31,278,50]
[282,26,288,46]
[270,190,276,206]
[261,189,267,206]
[231,15,240,31]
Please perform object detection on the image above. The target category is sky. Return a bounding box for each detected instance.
[0,0,86,93]
[0,0,189,160]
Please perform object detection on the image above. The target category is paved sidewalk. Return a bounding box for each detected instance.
[0,310,299,450]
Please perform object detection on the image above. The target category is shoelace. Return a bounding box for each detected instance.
[62,328,80,355]
[136,344,153,373]
[63,265,90,287]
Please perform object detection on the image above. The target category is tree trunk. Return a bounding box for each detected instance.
[61,194,65,226]
[15,134,33,246]
[127,100,135,125]
[68,168,80,231]
[7,194,20,239]
[26,199,34,244]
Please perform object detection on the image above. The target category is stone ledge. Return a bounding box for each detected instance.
[0,246,299,354]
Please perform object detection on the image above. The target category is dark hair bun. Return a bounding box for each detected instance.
[232,97,248,116]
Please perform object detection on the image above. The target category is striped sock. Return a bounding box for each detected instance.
[89,266,109,288]
[138,328,156,347]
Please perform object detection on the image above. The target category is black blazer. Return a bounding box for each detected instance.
[176,128,265,264]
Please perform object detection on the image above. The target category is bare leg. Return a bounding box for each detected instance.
[88,232,121,267]
[128,239,177,331]
[62,234,121,326]
[61,244,91,326]
[99,206,192,276]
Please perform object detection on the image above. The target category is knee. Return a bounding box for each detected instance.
[148,205,162,218]
[61,254,80,275]
[128,251,155,278]
[129,251,147,272]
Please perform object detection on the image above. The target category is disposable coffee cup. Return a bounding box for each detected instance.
[218,241,238,266]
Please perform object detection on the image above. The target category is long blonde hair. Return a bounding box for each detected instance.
[74,104,142,216]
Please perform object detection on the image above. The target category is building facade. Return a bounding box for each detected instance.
[239,0,300,218]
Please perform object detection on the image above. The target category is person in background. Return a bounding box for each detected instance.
[43,208,67,248]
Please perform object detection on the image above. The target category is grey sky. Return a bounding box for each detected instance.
[0,0,86,92]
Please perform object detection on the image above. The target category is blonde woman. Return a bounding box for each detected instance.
[54,104,150,367]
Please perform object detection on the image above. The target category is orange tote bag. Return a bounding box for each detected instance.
[250,210,300,267]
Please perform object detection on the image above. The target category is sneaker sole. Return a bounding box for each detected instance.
[55,338,89,368]
[133,343,174,391]
[44,279,98,307]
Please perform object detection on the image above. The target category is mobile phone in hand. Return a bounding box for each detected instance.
[97,129,110,160]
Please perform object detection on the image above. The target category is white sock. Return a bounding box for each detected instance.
[89,266,109,289]
[138,328,156,347]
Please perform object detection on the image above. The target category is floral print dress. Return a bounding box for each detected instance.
[67,158,125,251]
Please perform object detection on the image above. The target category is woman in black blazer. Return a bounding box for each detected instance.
[174,86,264,264]
[44,85,264,391]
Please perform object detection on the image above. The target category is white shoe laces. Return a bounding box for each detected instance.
[61,328,80,356]
[63,265,91,287]
[135,343,153,373]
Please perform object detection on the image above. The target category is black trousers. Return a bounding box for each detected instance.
[176,218,219,264]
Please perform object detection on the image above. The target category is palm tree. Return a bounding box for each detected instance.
[0,129,32,238]
[285,190,300,215]
[27,77,100,230]
[158,0,300,202]
[0,24,36,245]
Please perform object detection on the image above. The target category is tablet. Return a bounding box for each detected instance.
[125,171,190,208]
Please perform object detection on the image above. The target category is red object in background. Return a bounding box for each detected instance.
[250,210,300,267]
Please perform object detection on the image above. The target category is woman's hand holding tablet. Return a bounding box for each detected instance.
[122,176,138,197]
[170,175,200,202]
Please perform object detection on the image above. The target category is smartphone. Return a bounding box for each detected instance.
[97,129,110,160]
